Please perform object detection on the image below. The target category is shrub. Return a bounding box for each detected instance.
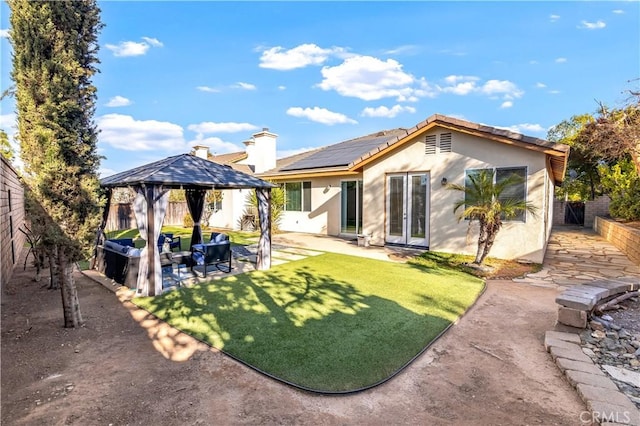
[598,157,640,220]
[183,212,193,228]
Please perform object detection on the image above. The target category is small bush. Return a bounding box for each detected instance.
[599,158,640,221]
[183,212,193,228]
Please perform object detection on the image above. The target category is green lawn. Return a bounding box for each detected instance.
[133,252,484,392]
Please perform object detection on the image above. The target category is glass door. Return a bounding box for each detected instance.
[341,180,363,234]
[386,175,406,244]
[407,174,429,246]
[386,173,429,246]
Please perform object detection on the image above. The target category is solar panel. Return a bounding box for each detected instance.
[280,134,398,171]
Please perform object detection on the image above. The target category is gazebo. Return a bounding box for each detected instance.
[98,153,275,297]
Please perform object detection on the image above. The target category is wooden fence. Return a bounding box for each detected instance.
[105,201,190,231]
[1,156,26,287]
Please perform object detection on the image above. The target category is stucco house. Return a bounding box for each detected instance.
[203,114,569,263]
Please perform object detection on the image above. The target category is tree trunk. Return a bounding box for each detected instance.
[58,248,83,328]
[474,220,487,264]
[478,222,501,264]
[48,246,60,290]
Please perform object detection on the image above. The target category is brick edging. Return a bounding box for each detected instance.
[545,331,640,425]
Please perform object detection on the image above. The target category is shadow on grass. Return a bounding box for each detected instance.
[133,257,482,392]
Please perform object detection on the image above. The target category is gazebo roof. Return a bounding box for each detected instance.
[100,154,275,190]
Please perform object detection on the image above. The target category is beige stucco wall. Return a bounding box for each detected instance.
[360,128,552,263]
[209,188,251,230]
[279,176,355,235]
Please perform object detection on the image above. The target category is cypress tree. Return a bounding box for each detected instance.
[9,0,104,327]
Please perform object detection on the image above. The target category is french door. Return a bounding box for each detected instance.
[386,173,429,246]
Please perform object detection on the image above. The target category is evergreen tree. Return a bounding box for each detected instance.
[0,130,13,161]
[9,0,104,327]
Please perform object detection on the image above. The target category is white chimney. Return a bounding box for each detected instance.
[248,128,277,173]
[243,138,255,171]
[193,145,209,160]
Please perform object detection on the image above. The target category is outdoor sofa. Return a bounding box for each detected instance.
[94,239,141,288]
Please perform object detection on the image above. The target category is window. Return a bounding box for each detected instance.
[496,167,526,221]
[465,166,527,222]
[284,181,311,211]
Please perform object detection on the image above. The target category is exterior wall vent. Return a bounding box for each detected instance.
[439,132,452,153]
[425,134,437,155]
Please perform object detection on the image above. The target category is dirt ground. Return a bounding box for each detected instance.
[1,261,590,426]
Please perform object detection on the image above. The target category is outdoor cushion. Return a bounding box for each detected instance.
[209,232,229,243]
[105,240,128,253]
[107,238,135,248]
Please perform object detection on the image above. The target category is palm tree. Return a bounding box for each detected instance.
[447,169,537,265]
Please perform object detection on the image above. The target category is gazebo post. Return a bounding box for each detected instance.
[146,185,157,297]
[91,187,112,270]
[256,188,271,270]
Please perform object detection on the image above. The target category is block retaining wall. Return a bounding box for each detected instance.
[1,156,26,287]
[593,216,640,265]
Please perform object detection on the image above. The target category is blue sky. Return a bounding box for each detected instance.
[1,1,638,177]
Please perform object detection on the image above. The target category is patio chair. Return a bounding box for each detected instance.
[191,233,232,276]
[158,233,182,252]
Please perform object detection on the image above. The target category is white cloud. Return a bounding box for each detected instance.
[439,75,480,95]
[578,20,606,30]
[233,82,257,90]
[188,135,241,155]
[0,113,16,133]
[384,45,420,55]
[197,86,220,93]
[97,114,186,151]
[287,107,357,125]
[318,55,434,101]
[105,41,149,57]
[99,167,118,178]
[550,14,560,22]
[505,123,547,134]
[549,90,561,94]
[259,43,346,70]
[529,60,539,65]
[187,122,258,134]
[535,82,547,88]
[555,57,567,63]
[105,37,163,57]
[278,85,287,91]
[0,29,9,38]
[438,77,523,102]
[361,105,416,118]
[480,80,524,99]
[141,36,163,47]
[500,101,513,109]
[612,9,624,14]
[105,95,132,107]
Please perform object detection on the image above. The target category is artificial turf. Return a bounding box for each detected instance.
[133,252,484,392]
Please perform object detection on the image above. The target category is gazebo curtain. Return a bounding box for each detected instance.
[133,185,169,296]
[256,188,272,270]
[186,188,206,248]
